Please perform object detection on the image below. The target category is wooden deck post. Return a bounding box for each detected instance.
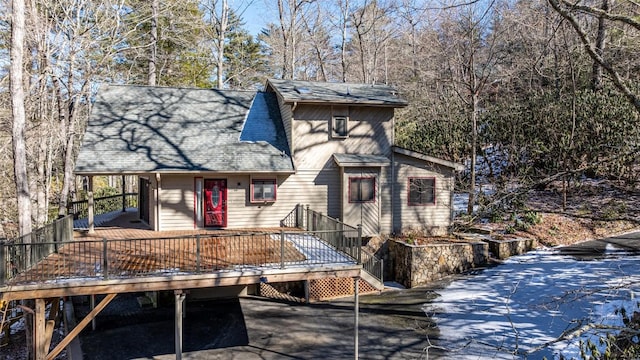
[43,298,59,355]
[121,175,126,213]
[90,295,96,330]
[354,277,360,360]
[35,298,46,360]
[88,175,95,234]
[356,225,362,263]
[0,242,5,286]
[46,294,117,360]
[196,235,201,273]
[280,230,285,269]
[175,290,186,360]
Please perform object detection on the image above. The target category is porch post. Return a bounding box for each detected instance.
[88,175,95,234]
[175,290,186,360]
[354,277,360,360]
[90,295,96,330]
[121,175,126,213]
[304,280,310,304]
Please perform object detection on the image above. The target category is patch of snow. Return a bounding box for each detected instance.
[422,248,640,359]
[73,207,137,229]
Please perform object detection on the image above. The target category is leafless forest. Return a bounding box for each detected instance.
[1,0,639,237]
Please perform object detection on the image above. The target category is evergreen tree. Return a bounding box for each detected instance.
[223,10,266,89]
[117,0,214,87]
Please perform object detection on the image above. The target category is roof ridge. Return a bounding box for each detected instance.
[102,83,258,93]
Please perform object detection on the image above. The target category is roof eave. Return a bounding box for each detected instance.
[283,99,408,108]
[392,146,464,171]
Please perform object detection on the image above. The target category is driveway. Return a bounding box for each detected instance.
[76,231,640,360]
[77,287,446,360]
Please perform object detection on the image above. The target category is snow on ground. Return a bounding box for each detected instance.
[422,245,640,359]
[73,207,137,229]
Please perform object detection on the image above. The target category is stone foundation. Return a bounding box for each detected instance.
[389,239,488,288]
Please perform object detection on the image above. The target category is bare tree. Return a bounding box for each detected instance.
[149,0,158,85]
[349,0,395,84]
[548,0,640,111]
[11,0,31,237]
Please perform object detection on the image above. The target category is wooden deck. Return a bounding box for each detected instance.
[0,211,362,302]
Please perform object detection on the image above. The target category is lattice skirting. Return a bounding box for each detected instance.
[260,278,378,302]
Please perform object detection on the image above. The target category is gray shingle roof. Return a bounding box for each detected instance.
[266,79,408,107]
[75,85,294,174]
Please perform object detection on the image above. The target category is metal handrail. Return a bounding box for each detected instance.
[0,215,73,282]
[68,193,138,219]
[281,204,383,283]
[0,228,361,286]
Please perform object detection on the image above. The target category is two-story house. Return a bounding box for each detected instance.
[75,79,463,236]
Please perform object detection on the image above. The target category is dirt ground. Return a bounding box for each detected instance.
[479,179,640,247]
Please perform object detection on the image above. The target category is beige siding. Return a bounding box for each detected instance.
[227,168,341,228]
[159,174,195,230]
[154,168,341,230]
[342,168,380,236]
[379,165,393,234]
[392,154,456,236]
[292,105,394,170]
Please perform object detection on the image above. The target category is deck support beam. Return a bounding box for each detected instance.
[46,293,116,360]
[35,298,46,360]
[90,295,96,330]
[175,290,186,360]
[354,277,359,360]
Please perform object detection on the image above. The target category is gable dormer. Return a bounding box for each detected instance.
[265,79,407,166]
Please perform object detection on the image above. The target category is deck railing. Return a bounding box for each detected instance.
[68,193,138,219]
[282,204,384,283]
[0,215,74,282]
[0,228,361,286]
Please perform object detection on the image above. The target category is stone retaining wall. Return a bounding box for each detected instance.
[389,240,488,288]
[485,238,537,259]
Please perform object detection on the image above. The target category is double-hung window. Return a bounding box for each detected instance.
[251,179,276,202]
[349,177,375,203]
[408,178,436,205]
[332,116,348,138]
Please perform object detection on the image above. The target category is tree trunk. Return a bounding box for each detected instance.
[149,0,158,86]
[591,0,609,91]
[11,1,34,358]
[216,0,228,88]
[467,92,478,215]
[277,0,290,79]
[11,0,31,236]
[340,0,349,82]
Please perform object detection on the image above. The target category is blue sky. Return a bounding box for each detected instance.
[236,0,271,36]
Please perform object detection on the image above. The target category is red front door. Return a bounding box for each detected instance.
[204,179,227,227]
